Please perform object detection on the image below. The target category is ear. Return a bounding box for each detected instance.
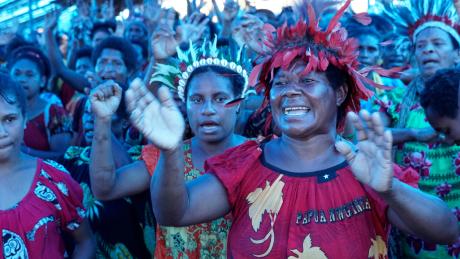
[40,76,47,89]
[454,49,460,65]
[336,84,348,106]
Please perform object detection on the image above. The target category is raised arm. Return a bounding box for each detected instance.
[125,79,230,226]
[379,112,439,145]
[89,80,151,200]
[44,11,91,93]
[336,111,458,244]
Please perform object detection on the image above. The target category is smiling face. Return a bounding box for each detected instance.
[95,48,128,85]
[415,27,460,78]
[186,71,239,143]
[0,98,24,162]
[270,60,347,139]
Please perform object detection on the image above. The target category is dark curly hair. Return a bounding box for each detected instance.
[0,72,26,116]
[421,68,460,119]
[7,45,51,81]
[91,36,137,73]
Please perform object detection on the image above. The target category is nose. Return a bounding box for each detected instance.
[283,83,303,98]
[361,49,369,58]
[201,99,217,115]
[422,43,435,54]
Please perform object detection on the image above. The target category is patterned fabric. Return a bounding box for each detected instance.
[142,141,232,259]
[24,103,73,151]
[60,146,154,259]
[205,140,418,258]
[375,80,460,258]
[0,159,84,258]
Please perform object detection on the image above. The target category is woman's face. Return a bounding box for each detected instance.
[0,98,24,162]
[415,27,460,78]
[186,71,238,143]
[10,59,44,100]
[270,61,345,139]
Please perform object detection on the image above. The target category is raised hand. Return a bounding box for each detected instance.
[151,24,179,60]
[125,78,185,151]
[100,0,115,20]
[232,14,270,53]
[90,80,122,120]
[335,111,394,193]
[44,9,61,33]
[176,12,209,44]
[212,0,239,24]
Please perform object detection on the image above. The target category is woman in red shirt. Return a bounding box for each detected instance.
[0,73,94,258]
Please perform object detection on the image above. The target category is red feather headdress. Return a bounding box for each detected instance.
[249,0,394,132]
[382,0,460,45]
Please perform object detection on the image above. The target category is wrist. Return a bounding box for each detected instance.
[378,178,399,199]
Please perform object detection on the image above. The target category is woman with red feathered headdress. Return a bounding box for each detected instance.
[375,0,460,258]
[119,0,458,258]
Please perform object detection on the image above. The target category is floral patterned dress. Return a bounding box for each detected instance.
[0,159,85,258]
[375,79,460,258]
[142,140,232,259]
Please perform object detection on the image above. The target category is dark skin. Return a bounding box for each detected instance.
[44,11,91,93]
[125,60,458,244]
[380,27,460,144]
[89,73,245,200]
[10,59,72,160]
[0,98,95,258]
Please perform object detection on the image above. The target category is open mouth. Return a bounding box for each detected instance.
[101,75,116,81]
[283,106,311,116]
[423,59,438,65]
[200,121,220,129]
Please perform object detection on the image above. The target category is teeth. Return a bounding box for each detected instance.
[283,106,311,115]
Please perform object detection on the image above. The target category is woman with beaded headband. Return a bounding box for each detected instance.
[376,1,460,257]
[88,38,249,258]
[121,1,458,258]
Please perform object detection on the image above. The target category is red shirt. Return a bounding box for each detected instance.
[206,140,419,259]
[0,159,85,258]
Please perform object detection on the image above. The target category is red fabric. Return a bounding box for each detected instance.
[24,104,72,151]
[141,145,161,176]
[24,113,49,151]
[205,140,414,258]
[60,82,76,107]
[0,159,85,258]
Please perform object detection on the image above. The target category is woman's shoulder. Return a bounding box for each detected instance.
[38,159,76,185]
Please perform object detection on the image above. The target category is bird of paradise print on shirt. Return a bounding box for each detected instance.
[246,175,285,257]
[288,234,327,259]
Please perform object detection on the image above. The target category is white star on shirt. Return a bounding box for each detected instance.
[323,174,329,179]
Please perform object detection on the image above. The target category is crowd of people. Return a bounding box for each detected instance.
[1,0,460,258]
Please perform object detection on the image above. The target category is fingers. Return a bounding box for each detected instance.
[126,78,147,112]
[347,112,367,141]
[359,110,375,141]
[90,80,121,101]
[157,86,178,109]
[335,141,357,163]
[382,130,393,161]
